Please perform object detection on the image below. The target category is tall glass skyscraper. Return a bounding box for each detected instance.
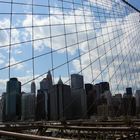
[39,71,53,120]
[71,74,87,119]
[71,74,84,89]
[5,78,21,121]
[50,77,71,120]
[31,81,36,94]
[21,93,35,120]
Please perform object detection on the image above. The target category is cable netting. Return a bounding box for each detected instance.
[0,0,140,94]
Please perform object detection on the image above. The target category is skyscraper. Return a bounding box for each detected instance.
[122,93,136,116]
[39,70,53,120]
[36,90,45,120]
[99,82,110,94]
[111,94,122,117]
[0,98,3,121]
[71,74,84,89]
[46,70,53,90]
[126,87,132,96]
[1,92,6,122]
[50,77,71,120]
[40,78,48,90]
[135,90,140,115]
[40,70,53,90]
[94,82,111,105]
[31,81,36,94]
[21,92,35,120]
[49,85,58,120]
[85,84,97,117]
[94,83,101,100]
[40,79,48,120]
[5,78,21,121]
[71,74,87,119]
[40,71,53,91]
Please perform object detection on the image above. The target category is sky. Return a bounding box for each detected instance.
[128,0,140,10]
[0,0,140,94]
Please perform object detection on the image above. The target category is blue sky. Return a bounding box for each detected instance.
[0,0,140,94]
[129,0,140,9]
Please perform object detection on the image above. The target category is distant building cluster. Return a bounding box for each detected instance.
[0,71,140,122]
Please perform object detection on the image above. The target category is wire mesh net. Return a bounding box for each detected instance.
[0,0,140,94]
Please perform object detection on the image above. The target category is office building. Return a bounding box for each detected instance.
[99,82,110,94]
[94,83,101,100]
[93,82,110,100]
[40,90,48,120]
[97,104,108,118]
[104,90,112,105]
[39,71,53,120]
[31,81,36,94]
[122,95,136,116]
[85,84,97,117]
[46,70,53,90]
[40,78,49,119]
[21,93,35,120]
[135,90,140,115]
[5,78,21,121]
[40,70,53,91]
[71,88,87,119]
[0,98,2,121]
[1,92,6,122]
[36,90,45,120]
[126,87,132,96]
[71,74,87,119]
[40,78,48,90]
[71,74,84,89]
[50,77,71,120]
[111,94,122,117]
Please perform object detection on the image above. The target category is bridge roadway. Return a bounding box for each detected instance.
[0,130,70,140]
[0,120,140,139]
[0,120,140,131]
[0,119,140,129]
[0,123,140,131]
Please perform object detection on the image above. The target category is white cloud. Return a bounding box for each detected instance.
[22,8,94,54]
[0,53,6,65]
[14,50,23,55]
[0,59,4,65]
[71,11,140,93]
[0,19,10,47]
[20,3,140,94]
[5,57,24,70]
[89,0,113,10]
[0,19,20,48]
[11,57,24,70]
[0,79,7,95]
[0,0,139,95]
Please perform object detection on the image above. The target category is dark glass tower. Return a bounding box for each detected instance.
[31,81,36,94]
[36,90,45,120]
[39,70,53,120]
[71,74,87,119]
[85,84,97,117]
[46,70,53,90]
[71,74,84,89]
[99,82,110,94]
[5,78,21,121]
[1,92,6,122]
[50,77,71,120]
[126,87,132,96]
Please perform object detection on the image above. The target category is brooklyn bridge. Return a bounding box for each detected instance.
[0,0,140,139]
